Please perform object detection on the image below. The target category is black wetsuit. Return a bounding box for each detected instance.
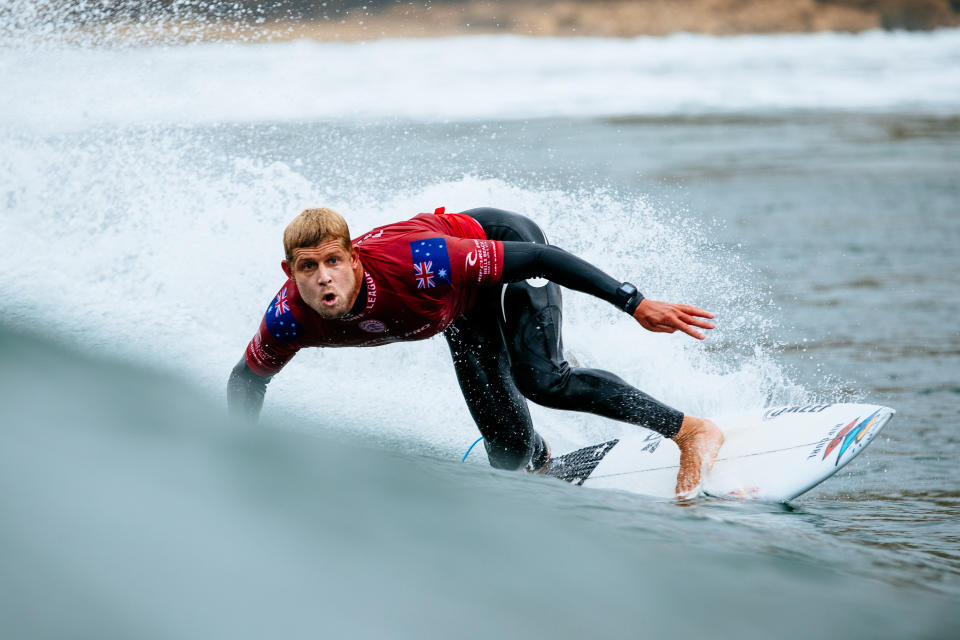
[229,208,684,471]
[448,208,683,471]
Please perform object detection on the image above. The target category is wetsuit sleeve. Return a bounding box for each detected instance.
[229,284,307,421]
[500,242,643,314]
[245,284,306,376]
[227,356,272,423]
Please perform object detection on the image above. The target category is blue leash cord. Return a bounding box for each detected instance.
[462,437,484,462]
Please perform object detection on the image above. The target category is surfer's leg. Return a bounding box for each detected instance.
[464,207,684,439]
[502,280,684,438]
[503,275,725,495]
[466,206,721,495]
[444,296,550,472]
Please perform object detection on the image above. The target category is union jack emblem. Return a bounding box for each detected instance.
[273,287,290,316]
[414,261,435,288]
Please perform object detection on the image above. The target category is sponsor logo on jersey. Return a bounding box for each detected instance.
[358,319,387,333]
[410,238,452,289]
[467,239,499,284]
[403,323,431,338]
[363,271,377,310]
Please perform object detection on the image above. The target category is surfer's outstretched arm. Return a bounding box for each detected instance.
[227,357,272,423]
[499,242,715,339]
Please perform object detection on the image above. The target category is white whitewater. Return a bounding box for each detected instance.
[2,31,960,131]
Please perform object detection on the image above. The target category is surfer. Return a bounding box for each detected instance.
[228,206,723,498]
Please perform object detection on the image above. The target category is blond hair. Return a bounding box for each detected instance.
[283,208,352,262]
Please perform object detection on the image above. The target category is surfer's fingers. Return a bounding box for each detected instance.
[672,321,705,340]
[676,304,714,319]
[679,313,716,330]
[680,327,706,340]
[653,311,708,338]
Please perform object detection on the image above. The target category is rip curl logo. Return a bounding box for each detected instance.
[821,409,881,466]
[466,239,497,284]
[358,320,387,333]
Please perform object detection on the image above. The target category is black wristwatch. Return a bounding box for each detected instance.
[615,282,643,313]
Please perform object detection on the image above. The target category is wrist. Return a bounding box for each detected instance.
[615,282,644,314]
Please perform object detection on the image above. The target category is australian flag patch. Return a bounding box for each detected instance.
[264,286,299,343]
[410,238,452,289]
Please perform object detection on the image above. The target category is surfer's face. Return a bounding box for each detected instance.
[283,239,362,319]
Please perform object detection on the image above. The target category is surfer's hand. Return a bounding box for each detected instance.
[632,299,715,340]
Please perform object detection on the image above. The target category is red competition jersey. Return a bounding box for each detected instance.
[245,210,504,376]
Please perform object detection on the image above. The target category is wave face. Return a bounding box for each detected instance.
[3,30,960,130]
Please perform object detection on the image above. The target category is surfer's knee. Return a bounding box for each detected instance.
[484,433,547,472]
[513,363,571,408]
[485,446,528,471]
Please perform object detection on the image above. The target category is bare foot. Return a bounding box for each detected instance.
[672,417,724,499]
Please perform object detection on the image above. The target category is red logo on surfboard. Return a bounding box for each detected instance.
[822,410,881,466]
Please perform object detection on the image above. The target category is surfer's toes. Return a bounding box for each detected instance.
[676,483,703,501]
[675,470,702,499]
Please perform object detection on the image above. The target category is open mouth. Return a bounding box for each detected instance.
[322,293,337,305]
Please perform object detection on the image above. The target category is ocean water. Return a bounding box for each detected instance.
[2,16,959,638]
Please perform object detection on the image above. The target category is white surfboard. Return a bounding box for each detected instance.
[544,403,894,501]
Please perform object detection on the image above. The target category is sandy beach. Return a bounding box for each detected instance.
[275,0,960,40]
[57,0,960,45]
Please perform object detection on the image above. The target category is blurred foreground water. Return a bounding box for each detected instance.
[1,323,958,638]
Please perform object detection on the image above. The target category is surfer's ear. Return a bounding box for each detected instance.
[281,260,293,279]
